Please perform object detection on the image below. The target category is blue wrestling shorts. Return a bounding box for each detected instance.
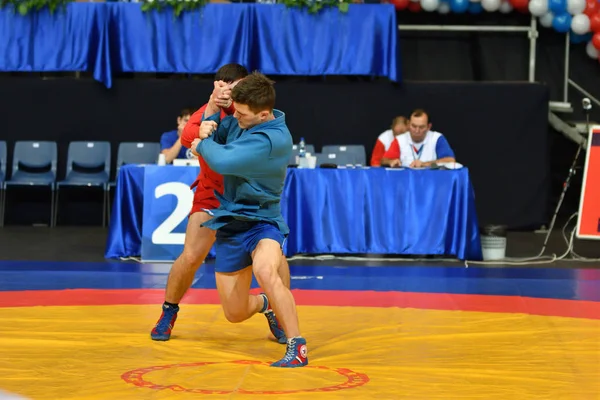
[214,220,286,273]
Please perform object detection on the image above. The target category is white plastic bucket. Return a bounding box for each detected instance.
[480,225,507,261]
[481,235,507,260]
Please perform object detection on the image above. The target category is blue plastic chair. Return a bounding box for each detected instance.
[116,142,160,172]
[319,152,357,167]
[314,153,326,167]
[109,141,160,189]
[1,141,57,227]
[0,141,6,227]
[288,144,316,165]
[321,145,367,166]
[55,141,111,227]
[107,142,160,220]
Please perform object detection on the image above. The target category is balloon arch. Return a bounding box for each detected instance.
[390,0,600,62]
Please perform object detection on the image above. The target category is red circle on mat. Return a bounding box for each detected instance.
[121,360,370,394]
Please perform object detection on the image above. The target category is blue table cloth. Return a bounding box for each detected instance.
[106,165,145,259]
[105,166,482,260]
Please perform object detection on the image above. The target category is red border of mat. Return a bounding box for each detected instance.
[0,289,598,319]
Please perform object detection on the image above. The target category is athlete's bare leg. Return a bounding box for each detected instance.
[252,239,300,338]
[215,266,261,323]
[252,239,307,367]
[164,211,215,303]
[151,211,215,340]
[278,255,291,289]
[215,261,287,346]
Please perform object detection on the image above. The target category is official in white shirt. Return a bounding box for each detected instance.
[381,109,456,168]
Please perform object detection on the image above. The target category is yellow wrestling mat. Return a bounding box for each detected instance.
[0,305,599,399]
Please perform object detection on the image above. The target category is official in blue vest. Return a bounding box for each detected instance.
[192,72,308,368]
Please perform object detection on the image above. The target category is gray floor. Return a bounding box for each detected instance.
[0,226,598,268]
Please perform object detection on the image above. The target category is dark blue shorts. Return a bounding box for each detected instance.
[214,220,286,273]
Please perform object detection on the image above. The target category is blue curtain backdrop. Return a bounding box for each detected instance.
[0,3,111,85]
[0,3,399,88]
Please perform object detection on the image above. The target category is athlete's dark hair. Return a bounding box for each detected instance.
[214,63,249,83]
[231,71,276,113]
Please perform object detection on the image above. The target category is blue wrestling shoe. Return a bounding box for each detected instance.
[271,337,308,368]
[151,303,179,341]
[259,293,287,344]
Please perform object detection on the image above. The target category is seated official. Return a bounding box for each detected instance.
[160,108,195,164]
[381,109,456,168]
[370,116,408,167]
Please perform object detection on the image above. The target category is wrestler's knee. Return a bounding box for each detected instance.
[252,259,279,289]
[180,231,213,268]
[178,247,204,269]
[222,307,247,323]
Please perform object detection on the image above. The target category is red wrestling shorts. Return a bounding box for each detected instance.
[189,178,221,216]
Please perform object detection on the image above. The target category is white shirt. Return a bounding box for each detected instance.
[396,131,443,167]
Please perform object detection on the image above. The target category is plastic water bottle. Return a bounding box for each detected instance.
[298,137,306,159]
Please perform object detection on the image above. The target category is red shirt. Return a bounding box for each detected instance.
[370,140,387,166]
[180,103,235,203]
[382,139,401,160]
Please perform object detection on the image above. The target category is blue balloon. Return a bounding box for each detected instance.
[570,32,592,44]
[548,0,567,14]
[468,2,483,13]
[449,0,470,13]
[552,13,572,33]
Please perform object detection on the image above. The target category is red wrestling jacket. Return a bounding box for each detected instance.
[180,103,235,202]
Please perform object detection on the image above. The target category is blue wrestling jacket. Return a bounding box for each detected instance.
[196,109,292,235]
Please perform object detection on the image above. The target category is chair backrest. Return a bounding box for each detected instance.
[0,141,6,179]
[289,144,316,165]
[315,153,327,167]
[116,142,160,172]
[11,141,57,178]
[321,145,367,165]
[65,141,111,177]
[320,152,356,167]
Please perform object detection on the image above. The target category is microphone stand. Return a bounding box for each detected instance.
[537,99,591,257]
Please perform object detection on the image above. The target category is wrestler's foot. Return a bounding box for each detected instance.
[151,303,179,341]
[259,293,287,344]
[271,337,308,368]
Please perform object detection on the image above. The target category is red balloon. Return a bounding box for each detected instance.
[407,1,422,11]
[390,0,409,9]
[584,0,599,17]
[510,0,528,9]
[593,32,600,50]
[590,12,600,33]
[515,5,530,13]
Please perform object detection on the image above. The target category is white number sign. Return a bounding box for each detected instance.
[151,182,193,245]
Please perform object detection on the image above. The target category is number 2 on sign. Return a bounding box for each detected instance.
[151,182,194,245]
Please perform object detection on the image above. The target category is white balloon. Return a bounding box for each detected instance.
[421,0,440,11]
[499,0,513,13]
[587,41,599,59]
[567,0,586,15]
[539,12,554,27]
[529,0,548,16]
[438,2,451,13]
[571,13,591,34]
[481,0,501,12]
